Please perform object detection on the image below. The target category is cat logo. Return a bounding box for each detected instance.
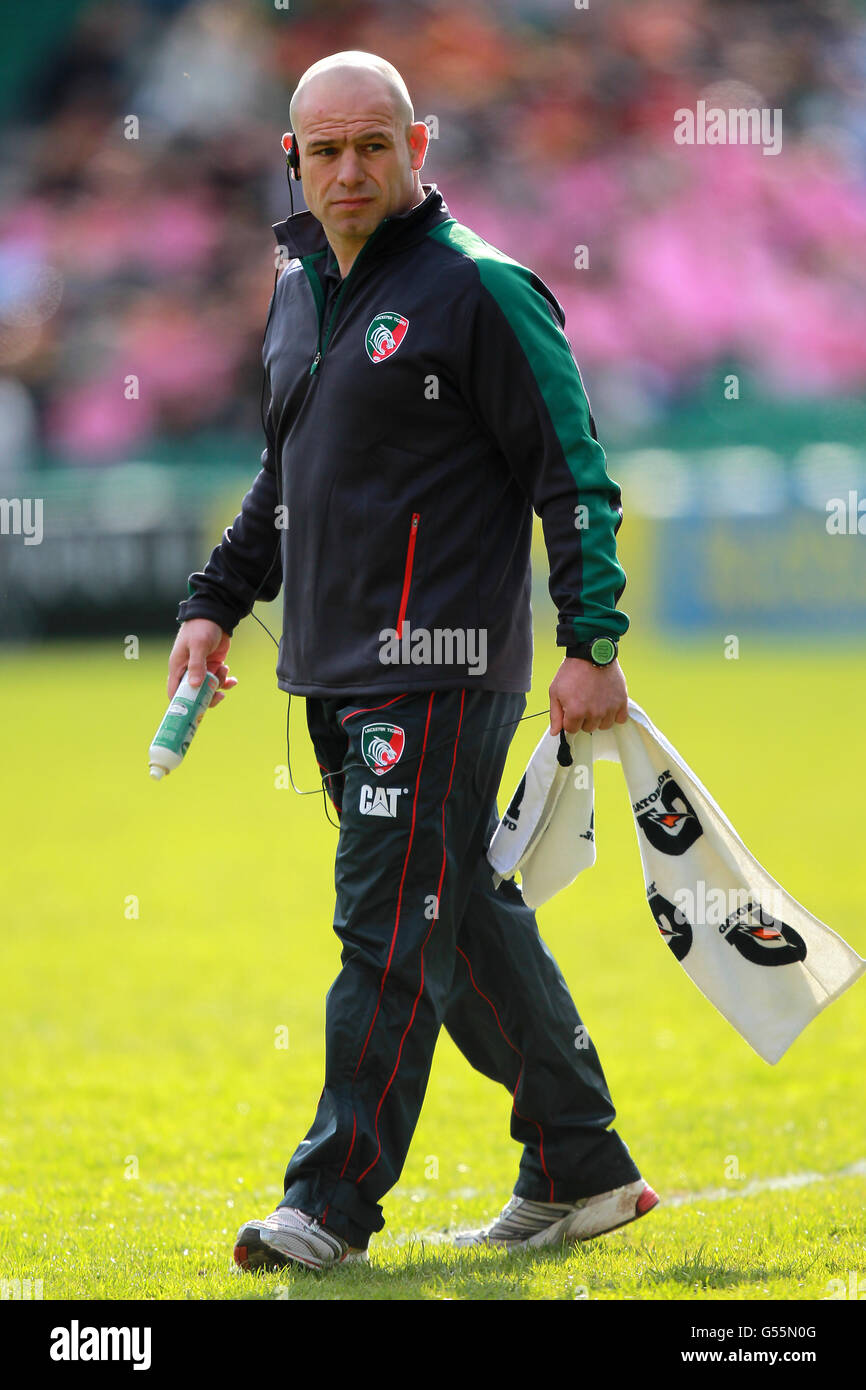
[359,784,407,818]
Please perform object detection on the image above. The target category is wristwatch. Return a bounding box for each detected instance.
[565,636,618,667]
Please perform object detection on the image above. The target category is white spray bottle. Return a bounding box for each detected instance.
[148,670,219,780]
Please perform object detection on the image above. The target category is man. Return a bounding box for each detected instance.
[168,51,658,1273]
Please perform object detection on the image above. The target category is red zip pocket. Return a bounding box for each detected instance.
[395,512,420,638]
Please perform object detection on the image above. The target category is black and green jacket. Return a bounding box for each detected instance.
[177,184,628,695]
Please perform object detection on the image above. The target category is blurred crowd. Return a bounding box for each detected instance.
[0,0,864,468]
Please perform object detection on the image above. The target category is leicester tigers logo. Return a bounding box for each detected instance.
[361,722,406,775]
[365,312,409,363]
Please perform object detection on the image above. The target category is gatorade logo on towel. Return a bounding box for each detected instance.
[633,770,703,855]
[486,699,866,1065]
[722,900,807,968]
[648,887,693,962]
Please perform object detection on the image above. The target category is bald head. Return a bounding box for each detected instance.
[290,51,414,136]
[284,50,430,278]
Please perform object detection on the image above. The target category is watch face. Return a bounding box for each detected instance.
[590,637,616,665]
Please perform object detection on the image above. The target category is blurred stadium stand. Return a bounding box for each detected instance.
[0,0,864,638]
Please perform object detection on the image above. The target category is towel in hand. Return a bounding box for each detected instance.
[487,700,864,1064]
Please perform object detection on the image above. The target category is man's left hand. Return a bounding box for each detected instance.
[549,656,629,735]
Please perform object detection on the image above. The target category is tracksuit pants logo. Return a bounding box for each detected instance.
[361,723,406,775]
[359,784,407,817]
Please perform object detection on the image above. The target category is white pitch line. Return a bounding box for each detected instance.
[662,1158,866,1208]
[403,1160,866,1245]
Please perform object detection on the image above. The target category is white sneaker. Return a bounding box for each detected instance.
[233,1206,369,1272]
[453,1179,659,1249]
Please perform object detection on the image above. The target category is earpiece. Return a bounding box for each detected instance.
[281,131,301,181]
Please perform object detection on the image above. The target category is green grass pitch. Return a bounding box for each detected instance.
[1,626,864,1301]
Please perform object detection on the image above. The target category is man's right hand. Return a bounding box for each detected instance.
[168,619,237,707]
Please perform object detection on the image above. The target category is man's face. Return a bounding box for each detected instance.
[293,75,428,252]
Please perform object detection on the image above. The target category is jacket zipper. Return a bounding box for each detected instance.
[395,513,420,637]
[307,220,388,376]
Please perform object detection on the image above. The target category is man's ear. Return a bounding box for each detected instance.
[408,120,430,170]
[281,132,292,155]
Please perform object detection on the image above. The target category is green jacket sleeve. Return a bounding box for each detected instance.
[459,255,628,646]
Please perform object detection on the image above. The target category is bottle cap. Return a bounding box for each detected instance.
[149,765,166,780]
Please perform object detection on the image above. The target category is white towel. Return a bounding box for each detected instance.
[488,700,865,1064]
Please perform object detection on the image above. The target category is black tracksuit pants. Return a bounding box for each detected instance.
[279,688,641,1248]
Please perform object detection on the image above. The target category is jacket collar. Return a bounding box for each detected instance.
[272,183,450,261]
